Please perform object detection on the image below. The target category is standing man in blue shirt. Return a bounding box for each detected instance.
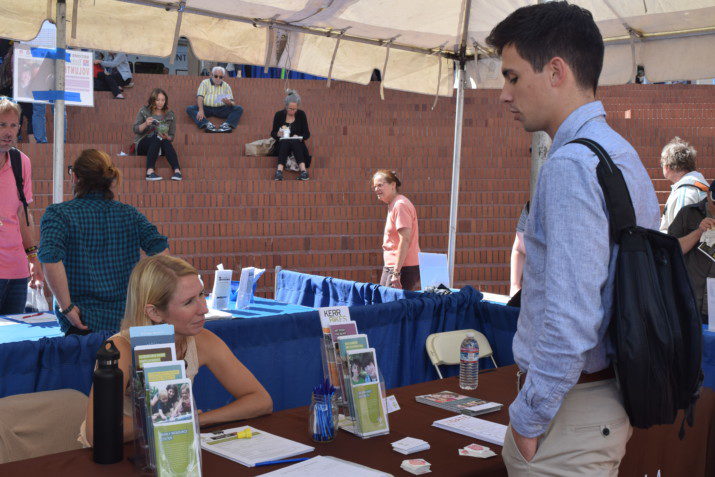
[486,3,660,475]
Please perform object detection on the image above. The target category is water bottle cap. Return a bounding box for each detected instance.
[96,339,120,364]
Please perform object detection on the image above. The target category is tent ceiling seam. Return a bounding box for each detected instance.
[117,0,463,60]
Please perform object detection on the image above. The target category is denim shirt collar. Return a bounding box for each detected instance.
[549,101,607,158]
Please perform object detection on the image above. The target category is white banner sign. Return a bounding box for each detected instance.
[13,44,94,107]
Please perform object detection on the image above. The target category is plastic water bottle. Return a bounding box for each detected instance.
[93,339,124,464]
[459,332,479,390]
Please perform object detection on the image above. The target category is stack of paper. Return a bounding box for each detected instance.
[432,415,507,446]
[391,437,430,455]
[458,443,497,458]
[401,458,431,475]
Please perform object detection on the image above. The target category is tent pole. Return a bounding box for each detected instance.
[52,0,67,205]
[447,63,465,287]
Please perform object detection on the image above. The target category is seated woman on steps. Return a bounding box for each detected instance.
[80,254,273,446]
[270,89,311,181]
[132,88,182,181]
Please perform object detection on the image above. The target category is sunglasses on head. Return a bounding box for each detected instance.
[0,96,17,104]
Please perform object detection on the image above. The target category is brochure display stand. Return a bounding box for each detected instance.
[128,325,203,476]
[317,307,390,439]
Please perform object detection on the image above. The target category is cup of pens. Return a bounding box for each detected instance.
[309,379,337,442]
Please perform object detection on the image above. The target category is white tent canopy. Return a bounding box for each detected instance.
[2,0,714,283]
[2,1,715,94]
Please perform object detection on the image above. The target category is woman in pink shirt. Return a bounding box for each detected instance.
[372,170,420,290]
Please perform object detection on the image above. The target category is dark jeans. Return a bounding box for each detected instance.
[137,135,180,171]
[19,102,33,136]
[380,265,420,291]
[112,71,132,87]
[0,277,29,314]
[277,139,305,167]
[94,71,122,97]
[186,104,243,129]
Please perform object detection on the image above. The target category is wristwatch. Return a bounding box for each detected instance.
[60,303,75,315]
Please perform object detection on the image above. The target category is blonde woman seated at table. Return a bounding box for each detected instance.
[80,254,272,446]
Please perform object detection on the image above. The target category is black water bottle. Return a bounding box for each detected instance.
[93,339,124,464]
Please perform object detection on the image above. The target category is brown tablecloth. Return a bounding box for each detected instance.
[1,365,713,476]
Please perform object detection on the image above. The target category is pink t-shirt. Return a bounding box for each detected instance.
[382,194,420,267]
[0,150,33,279]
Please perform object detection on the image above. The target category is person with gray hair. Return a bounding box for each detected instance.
[270,89,311,181]
[186,66,243,133]
[659,136,708,232]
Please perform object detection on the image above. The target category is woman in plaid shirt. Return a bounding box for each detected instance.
[39,149,168,334]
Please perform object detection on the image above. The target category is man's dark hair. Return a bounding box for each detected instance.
[485,1,604,94]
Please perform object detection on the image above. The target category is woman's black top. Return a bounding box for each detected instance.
[270,109,310,141]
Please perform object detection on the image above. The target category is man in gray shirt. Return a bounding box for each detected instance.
[486,3,660,475]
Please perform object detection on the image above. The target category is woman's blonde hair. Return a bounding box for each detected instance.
[72,149,121,200]
[120,255,198,336]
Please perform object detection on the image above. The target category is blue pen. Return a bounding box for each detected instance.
[254,457,310,467]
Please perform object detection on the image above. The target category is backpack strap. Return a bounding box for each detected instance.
[9,148,29,226]
[675,181,709,193]
[567,138,636,242]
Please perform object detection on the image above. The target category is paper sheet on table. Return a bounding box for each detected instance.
[0,317,18,326]
[708,278,715,331]
[6,312,58,324]
[200,426,313,467]
[418,252,450,289]
[258,455,391,476]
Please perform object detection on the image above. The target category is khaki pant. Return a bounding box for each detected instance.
[502,379,632,477]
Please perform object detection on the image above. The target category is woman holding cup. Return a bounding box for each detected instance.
[132,88,182,181]
[270,89,311,181]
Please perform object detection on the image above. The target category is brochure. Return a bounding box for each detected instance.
[200,425,314,467]
[150,378,202,476]
[432,414,507,446]
[415,390,503,416]
[349,381,389,437]
[142,360,186,384]
[133,343,177,370]
[328,321,358,342]
[698,241,715,263]
[258,456,390,476]
[318,306,352,333]
[129,324,175,366]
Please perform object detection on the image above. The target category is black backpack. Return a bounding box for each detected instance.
[569,138,703,435]
[9,147,29,226]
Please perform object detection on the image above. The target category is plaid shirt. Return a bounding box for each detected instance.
[38,193,168,332]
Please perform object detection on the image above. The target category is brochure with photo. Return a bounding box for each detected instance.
[150,378,201,476]
[415,390,502,416]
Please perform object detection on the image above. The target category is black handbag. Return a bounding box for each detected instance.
[570,138,703,434]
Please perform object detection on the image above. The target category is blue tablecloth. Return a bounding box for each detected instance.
[0,314,64,344]
[0,298,312,346]
[275,269,420,308]
[224,296,314,318]
[704,326,715,390]
[0,287,520,412]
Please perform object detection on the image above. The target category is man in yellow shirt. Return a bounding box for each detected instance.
[185,66,243,133]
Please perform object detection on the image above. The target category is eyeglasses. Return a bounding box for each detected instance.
[286,107,297,111]
[213,75,223,79]
[67,165,73,176]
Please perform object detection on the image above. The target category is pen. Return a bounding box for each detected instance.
[254,457,310,467]
[21,312,43,319]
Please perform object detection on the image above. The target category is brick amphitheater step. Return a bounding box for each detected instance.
[20,76,715,295]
